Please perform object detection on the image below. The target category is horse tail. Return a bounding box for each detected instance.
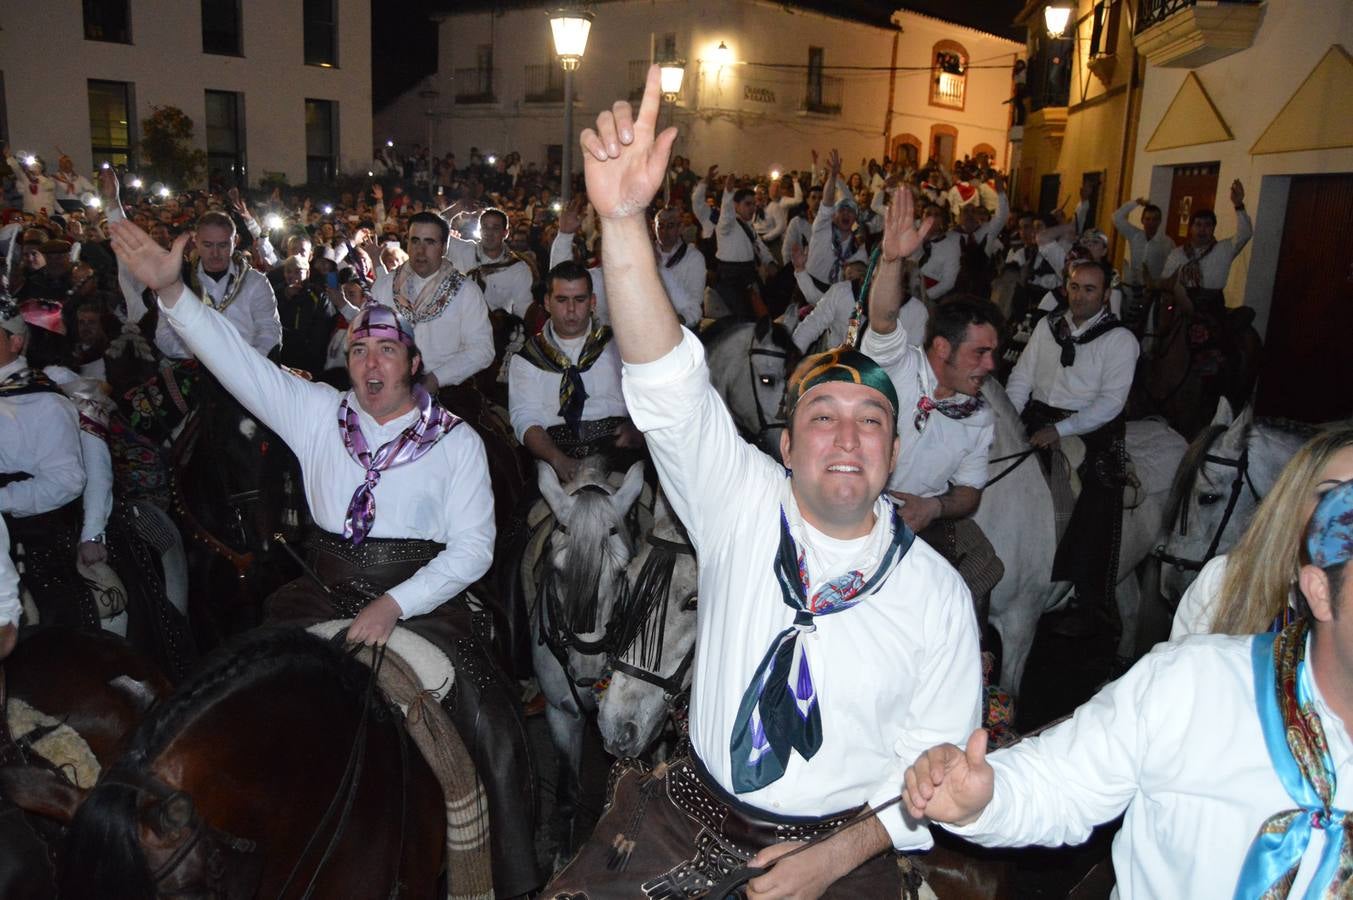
[60,775,155,900]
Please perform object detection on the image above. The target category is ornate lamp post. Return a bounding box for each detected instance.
[549,9,593,207]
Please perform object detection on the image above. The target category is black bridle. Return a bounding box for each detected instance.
[746,340,791,442]
[1154,428,1261,573]
[607,534,698,701]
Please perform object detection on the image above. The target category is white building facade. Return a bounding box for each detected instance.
[379,0,1021,178]
[0,0,372,188]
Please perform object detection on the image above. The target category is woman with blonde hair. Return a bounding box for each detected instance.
[1171,423,1353,637]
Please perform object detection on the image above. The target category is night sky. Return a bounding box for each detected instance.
[372,0,1026,110]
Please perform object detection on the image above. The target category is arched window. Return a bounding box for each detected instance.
[972,143,998,167]
[930,40,968,111]
[892,133,922,169]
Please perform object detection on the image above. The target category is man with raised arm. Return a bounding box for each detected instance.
[105,219,541,896]
[904,478,1353,900]
[544,66,981,900]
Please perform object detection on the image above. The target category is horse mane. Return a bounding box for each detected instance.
[698,314,756,348]
[60,629,367,900]
[558,484,632,634]
[1163,423,1229,533]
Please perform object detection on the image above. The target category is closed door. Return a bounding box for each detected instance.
[1166,162,1219,246]
[1254,173,1353,423]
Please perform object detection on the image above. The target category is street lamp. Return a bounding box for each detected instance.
[1044,2,1073,39]
[549,8,593,207]
[659,58,686,101]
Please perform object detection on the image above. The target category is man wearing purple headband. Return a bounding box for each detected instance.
[904,479,1353,898]
[107,218,542,895]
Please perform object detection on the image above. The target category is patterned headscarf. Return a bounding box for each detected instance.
[786,348,898,423]
[1307,479,1353,569]
[347,302,415,349]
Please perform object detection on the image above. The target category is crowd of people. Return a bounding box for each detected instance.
[1,62,1346,900]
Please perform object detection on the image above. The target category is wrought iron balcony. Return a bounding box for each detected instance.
[524,63,565,103]
[453,67,498,104]
[1134,0,1263,68]
[800,74,843,116]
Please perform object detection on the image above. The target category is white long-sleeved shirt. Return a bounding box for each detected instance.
[371,264,494,388]
[507,323,627,442]
[861,325,993,496]
[948,633,1351,900]
[159,289,495,619]
[0,357,85,518]
[0,517,19,627]
[1006,307,1139,438]
[1161,209,1253,290]
[622,329,982,850]
[657,241,706,326]
[805,201,866,287]
[44,367,113,543]
[52,171,95,202]
[690,180,717,240]
[6,156,56,215]
[760,181,804,244]
[446,237,534,318]
[547,230,609,325]
[786,280,854,354]
[1111,202,1174,286]
[715,190,773,266]
[910,232,961,300]
[782,215,812,265]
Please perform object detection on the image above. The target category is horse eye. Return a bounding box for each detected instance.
[1198,492,1223,506]
[680,593,698,612]
[759,376,774,387]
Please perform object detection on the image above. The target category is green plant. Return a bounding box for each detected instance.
[139,106,207,189]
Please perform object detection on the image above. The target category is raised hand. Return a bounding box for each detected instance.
[723,173,736,194]
[98,167,121,211]
[579,64,678,220]
[881,185,932,262]
[902,729,994,825]
[109,219,191,297]
[705,164,719,184]
[788,240,807,273]
[559,197,583,235]
[1229,179,1244,207]
[826,148,842,177]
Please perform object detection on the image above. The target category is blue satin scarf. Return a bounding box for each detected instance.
[1234,623,1351,899]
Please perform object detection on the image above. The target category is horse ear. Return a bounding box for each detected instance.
[611,461,646,518]
[0,765,86,824]
[537,461,573,521]
[1210,396,1234,428]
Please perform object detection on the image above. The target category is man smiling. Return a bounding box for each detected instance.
[545,67,980,900]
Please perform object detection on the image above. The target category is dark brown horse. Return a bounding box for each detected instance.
[59,628,447,900]
[0,627,172,900]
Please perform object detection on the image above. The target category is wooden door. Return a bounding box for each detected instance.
[1166,162,1219,246]
[1254,173,1353,423]
[1038,173,1061,217]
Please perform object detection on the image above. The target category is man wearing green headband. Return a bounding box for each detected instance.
[544,68,981,899]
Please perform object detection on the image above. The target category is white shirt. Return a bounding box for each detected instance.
[1169,554,1229,640]
[621,329,982,849]
[44,366,113,543]
[7,156,56,216]
[657,241,706,326]
[786,279,853,354]
[783,215,812,265]
[371,264,493,388]
[0,357,85,518]
[1111,202,1175,286]
[910,232,961,299]
[805,202,867,287]
[690,181,718,240]
[861,326,994,496]
[715,190,774,266]
[1006,308,1140,438]
[447,237,534,318]
[0,517,19,627]
[546,231,610,325]
[507,322,627,442]
[1161,209,1253,290]
[949,634,1352,900]
[159,290,495,619]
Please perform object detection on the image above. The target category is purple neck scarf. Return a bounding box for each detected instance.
[337,385,461,545]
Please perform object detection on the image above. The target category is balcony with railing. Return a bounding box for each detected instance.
[524,63,564,103]
[930,70,966,110]
[627,59,650,102]
[453,67,498,104]
[800,74,843,116]
[1133,0,1263,68]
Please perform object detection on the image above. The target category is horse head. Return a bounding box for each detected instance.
[597,491,698,759]
[537,457,645,649]
[704,317,798,463]
[1158,397,1259,602]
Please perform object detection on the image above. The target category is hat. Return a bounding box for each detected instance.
[1079,228,1109,248]
[39,239,72,256]
[1307,480,1353,570]
[347,303,415,348]
[786,348,899,422]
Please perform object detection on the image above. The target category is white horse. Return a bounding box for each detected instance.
[595,492,698,760]
[978,380,1187,695]
[526,456,645,858]
[703,318,797,462]
[1156,399,1312,606]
